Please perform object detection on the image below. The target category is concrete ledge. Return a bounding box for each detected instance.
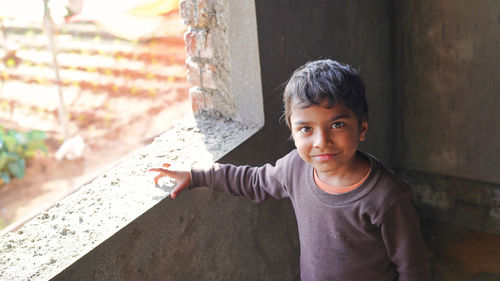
[397,168,500,234]
[0,113,260,281]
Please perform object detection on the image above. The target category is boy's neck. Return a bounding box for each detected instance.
[315,152,371,187]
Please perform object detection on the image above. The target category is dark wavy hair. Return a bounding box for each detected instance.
[282,59,368,128]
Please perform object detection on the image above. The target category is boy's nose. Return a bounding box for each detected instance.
[313,130,330,148]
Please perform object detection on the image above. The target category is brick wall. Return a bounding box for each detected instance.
[180,0,238,119]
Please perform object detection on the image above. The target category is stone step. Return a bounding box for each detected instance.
[0,73,189,105]
[0,81,189,132]
[2,20,184,43]
[4,32,184,57]
[1,57,186,83]
[3,35,185,68]
[12,50,179,74]
[1,23,187,91]
[0,19,189,135]
[3,21,119,38]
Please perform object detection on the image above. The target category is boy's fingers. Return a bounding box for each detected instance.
[154,174,164,185]
[149,166,178,184]
[148,168,167,173]
[171,185,179,198]
[170,178,190,199]
[170,184,184,199]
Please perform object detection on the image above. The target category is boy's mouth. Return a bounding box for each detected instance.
[312,153,340,162]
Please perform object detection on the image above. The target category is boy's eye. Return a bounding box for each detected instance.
[299,126,312,133]
[331,122,345,129]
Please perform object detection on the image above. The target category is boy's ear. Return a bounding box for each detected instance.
[359,118,368,142]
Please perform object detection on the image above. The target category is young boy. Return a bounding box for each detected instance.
[149,59,430,281]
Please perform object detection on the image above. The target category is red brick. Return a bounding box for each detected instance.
[180,0,211,28]
[184,28,215,59]
[185,57,202,86]
[184,28,205,57]
[185,57,217,90]
[189,86,206,114]
[201,63,217,89]
[199,32,214,59]
[179,0,195,26]
[195,0,211,27]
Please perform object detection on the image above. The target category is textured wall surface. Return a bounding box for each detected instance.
[52,190,299,281]
[245,0,394,166]
[392,0,500,184]
[182,0,237,118]
[391,0,500,233]
[398,169,500,234]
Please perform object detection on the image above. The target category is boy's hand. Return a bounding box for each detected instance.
[148,163,191,199]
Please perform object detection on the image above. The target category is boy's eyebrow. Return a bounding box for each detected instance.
[292,114,351,126]
[331,114,351,120]
[292,120,310,126]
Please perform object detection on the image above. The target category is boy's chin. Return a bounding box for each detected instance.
[313,165,339,174]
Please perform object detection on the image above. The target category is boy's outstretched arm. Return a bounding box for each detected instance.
[148,163,191,199]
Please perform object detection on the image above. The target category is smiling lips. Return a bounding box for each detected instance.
[312,152,340,162]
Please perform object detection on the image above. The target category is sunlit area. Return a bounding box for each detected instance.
[0,0,191,231]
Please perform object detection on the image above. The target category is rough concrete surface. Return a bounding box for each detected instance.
[398,169,500,235]
[392,0,500,183]
[0,113,260,280]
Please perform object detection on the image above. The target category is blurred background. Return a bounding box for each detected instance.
[0,0,191,230]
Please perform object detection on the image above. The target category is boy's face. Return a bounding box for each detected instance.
[290,99,368,177]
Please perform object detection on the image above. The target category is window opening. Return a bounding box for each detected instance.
[0,0,264,279]
[0,0,191,231]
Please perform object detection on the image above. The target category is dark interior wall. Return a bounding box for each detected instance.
[233,0,500,233]
[223,0,393,166]
[391,0,500,233]
[215,0,395,278]
[220,3,394,276]
[392,0,500,184]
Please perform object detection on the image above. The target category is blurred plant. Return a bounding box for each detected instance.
[5,57,16,68]
[0,217,6,229]
[0,127,48,186]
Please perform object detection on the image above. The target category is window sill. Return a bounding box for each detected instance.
[0,113,260,280]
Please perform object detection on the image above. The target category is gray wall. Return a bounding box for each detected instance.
[229,0,394,167]
[53,190,299,281]
[392,0,500,184]
[392,0,500,233]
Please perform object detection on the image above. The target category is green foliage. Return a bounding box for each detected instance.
[0,217,7,230]
[0,126,47,185]
[5,58,16,68]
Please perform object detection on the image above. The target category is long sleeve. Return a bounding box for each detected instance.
[189,153,293,202]
[379,193,431,281]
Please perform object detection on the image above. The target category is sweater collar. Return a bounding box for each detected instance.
[306,151,382,206]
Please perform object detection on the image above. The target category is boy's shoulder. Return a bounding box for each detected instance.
[275,149,302,166]
[353,152,414,225]
[273,149,310,182]
[361,151,409,190]
[361,151,413,206]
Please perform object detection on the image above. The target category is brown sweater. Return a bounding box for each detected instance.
[191,150,430,281]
